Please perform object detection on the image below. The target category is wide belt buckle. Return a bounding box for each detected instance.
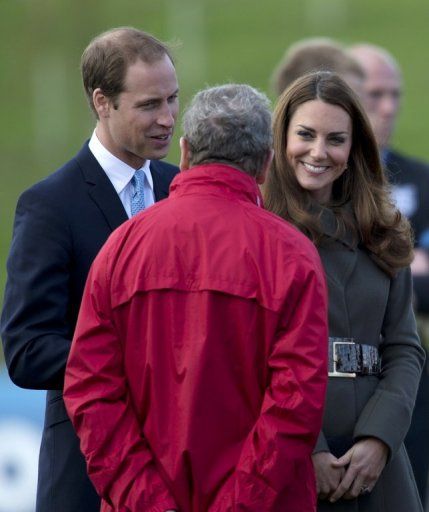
[329,340,356,378]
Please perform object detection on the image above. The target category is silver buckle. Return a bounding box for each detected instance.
[328,341,356,378]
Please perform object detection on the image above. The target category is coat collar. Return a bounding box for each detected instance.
[315,203,356,249]
[169,164,264,207]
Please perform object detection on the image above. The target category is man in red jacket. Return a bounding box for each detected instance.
[64,84,328,512]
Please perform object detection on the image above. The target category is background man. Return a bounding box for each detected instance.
[64,84,329,511]
[1,27,179,512]
[271,37,365,98]
[349,43,429,507]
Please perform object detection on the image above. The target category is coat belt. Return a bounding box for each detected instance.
[328,337,381,378]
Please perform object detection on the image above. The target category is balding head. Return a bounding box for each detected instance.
[348,44,402,149]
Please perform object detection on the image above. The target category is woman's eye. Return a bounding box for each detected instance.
[297,131,312,139]
[330,137,346,145]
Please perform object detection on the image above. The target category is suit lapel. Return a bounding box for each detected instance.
[75,143,128,231]
[150,160,172,201]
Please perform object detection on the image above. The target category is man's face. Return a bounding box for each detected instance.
[360,56,402,150]
[100,55,179,169]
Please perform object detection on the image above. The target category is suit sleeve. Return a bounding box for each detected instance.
[211,254,328,511]
[353,266,425,457]
[63,239,178,512]
[1,188,73,389]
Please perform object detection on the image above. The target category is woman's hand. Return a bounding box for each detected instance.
[328,437,389,502]
[312,451,345,500]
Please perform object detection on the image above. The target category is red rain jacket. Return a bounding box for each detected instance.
[64,164,328,512]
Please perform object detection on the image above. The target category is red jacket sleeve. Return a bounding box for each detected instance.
[63,244,178,512]
[211,256,328,512]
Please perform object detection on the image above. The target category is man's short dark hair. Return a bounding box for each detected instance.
[81,27,174,116]
[271,37,365,96]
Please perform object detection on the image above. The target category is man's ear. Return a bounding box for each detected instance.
[93,88,111,119]
[256,149,274,184]
[179,137,190,171]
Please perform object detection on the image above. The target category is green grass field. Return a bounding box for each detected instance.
[1,0,428,362]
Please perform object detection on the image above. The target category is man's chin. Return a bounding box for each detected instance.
[146,148,171,161]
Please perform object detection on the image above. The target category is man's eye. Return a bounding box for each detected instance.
[368,91,383,100]
[137,101,157,110]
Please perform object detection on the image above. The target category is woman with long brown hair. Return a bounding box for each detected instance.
[265,71,424,511]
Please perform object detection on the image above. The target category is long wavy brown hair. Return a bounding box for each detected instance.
[264,71,413,276]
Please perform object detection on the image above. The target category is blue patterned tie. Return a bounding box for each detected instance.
[130,169,146,216]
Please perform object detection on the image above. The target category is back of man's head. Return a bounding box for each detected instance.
[348,43,402,149]
[181,84,272,179]
[271,37,365,97]
[81,27,174,116]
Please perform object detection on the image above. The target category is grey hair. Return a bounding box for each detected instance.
[182,84,272,177]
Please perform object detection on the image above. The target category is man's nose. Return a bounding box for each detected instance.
[379,93,399,117]
[157,104,176,128]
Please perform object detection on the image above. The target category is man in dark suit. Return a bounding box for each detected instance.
[1,27,179,512]
[349,43,429,508]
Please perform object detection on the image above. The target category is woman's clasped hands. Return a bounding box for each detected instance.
[312,437,389,502]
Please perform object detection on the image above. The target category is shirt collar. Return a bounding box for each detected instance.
[88,131,153,193]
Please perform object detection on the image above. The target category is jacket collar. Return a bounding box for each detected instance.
[75,142,128,230]
[150,160,174,201]
[169,164,264,207]
[315,203,356,249]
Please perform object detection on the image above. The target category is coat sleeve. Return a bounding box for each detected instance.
[353,266,425,457]
[313,431,330,453]
[1,188,73,390]
[210,255,328,511]
[63,241,178,512]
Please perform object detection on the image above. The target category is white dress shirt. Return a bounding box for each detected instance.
[88,131,155,218]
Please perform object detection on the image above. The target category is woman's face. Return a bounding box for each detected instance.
[286,99,352,204]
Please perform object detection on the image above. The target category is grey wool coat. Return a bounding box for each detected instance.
[314,207,425,512]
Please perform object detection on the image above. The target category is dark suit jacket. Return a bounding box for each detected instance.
[385,149,429,246]
[385,149,429,313]
[1,142,179,512]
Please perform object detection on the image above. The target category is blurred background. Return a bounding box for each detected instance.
[1,0,428,510]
